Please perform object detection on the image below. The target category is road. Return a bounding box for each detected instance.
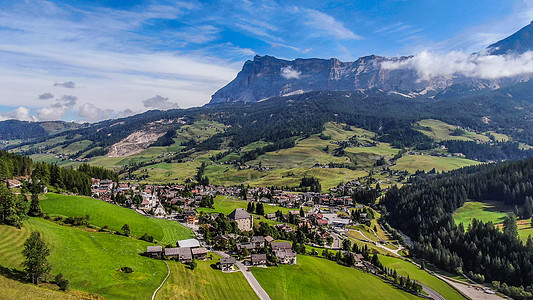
[214,251,271,300]
[421,284,446,300]
[434,274,503,300]
[350,230,404,256]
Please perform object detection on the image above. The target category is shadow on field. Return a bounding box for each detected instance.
[0,264,27,282]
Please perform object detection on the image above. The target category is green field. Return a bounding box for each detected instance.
[453,201,509,228]
[379,256,466,300]
[392,155,479,173]
[41,193,194,244]
[0,218,167,300]
[156,255,257,300]
[251,255,421,300]
[454,201,533,242]
[415,119,491,142]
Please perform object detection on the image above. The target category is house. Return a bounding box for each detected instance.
[177,238,201,248]
[192,247,208,260]
[265,236,274,244]
[265,213,276,220]
[271,242,292,251]
[228,208,253,232]
[146,246,163,259]
[165,247,193,262]
[274,249,297,264]
[237,242,255,254]
[220,257,237,272]
[251,236,266,249]
[251,254,267,267]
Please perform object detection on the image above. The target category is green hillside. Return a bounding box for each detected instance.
[40,193,194,244]
[0,218,168,300]
[252,255,421,300]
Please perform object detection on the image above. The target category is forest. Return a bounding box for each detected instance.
[383,157,533,298]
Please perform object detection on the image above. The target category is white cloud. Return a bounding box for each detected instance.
[36,95,77,121]
[78,103,113,122]
[143,95,180,110]
[0,107,37,121]
[38,92,54,99]
[382,51,533,80]
[280,66,301,79]
[303,9,362,40]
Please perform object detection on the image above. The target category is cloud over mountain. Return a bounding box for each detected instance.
[142,95,180,110]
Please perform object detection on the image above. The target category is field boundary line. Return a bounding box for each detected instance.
[152,261,170,300]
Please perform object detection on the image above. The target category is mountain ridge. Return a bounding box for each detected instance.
[209,21,533,105]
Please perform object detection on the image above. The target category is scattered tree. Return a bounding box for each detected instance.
[22,232,51,284]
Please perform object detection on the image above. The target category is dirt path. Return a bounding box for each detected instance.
[152,261,170,300]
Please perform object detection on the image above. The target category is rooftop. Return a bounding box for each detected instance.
[228,208,252,220]
[177,238,201,248]
[147,246,162,253]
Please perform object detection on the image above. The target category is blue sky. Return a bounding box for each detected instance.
[0,0,532,122]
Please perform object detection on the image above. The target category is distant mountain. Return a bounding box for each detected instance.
[209,21,533,105]
[487,21,533,55]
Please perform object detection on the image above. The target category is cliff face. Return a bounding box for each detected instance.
[210,21,533,105]
[209,55,451,104]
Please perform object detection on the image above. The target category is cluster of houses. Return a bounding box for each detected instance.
[145,238,208,262]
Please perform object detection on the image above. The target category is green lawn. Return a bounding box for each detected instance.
[0,218,168,300]
[252,255,421,300]
[41,193,194,244]
[156,255,257,300]
[392,155,479,173]
[453,201,509,228]
[379,256,467,300]
[454,201,533,242]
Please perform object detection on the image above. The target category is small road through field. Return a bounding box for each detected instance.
[214,251,271,300]
[152,261,170,300]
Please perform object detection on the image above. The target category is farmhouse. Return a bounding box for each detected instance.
[220,257,237,272]
[228,208,253,232]
[165,247,193,262]
[271,241,292,251]
[251,236,266,248]
[274,249,297,264]
[146,246,163,259]
[192,247,208,260]
[251,254,267,267]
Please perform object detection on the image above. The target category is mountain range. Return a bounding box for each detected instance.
[210,21,533,104]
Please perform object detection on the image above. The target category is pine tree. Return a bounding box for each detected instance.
[22,232,51,284]
[28,194,43,217]
[503,213,518,238]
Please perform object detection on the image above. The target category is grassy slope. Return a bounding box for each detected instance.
[252,255,421,300]
[156,255,257,300]
[415,119,491,142]
[0,274,83,300]
[379,256,466,300]
[392,155,479,173]
[0,219,167,300]
[453,201,533,242]
[41,193,194,244]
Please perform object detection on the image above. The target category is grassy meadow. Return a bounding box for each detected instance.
[454,201,533,242]
[392,155,478,173]
[156,255,257,300]
[0,218,168,300]
[41,193,194,244]
[379,255,466,300]
[251,255,421,300]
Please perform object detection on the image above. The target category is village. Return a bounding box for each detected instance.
[89,178,388,277]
